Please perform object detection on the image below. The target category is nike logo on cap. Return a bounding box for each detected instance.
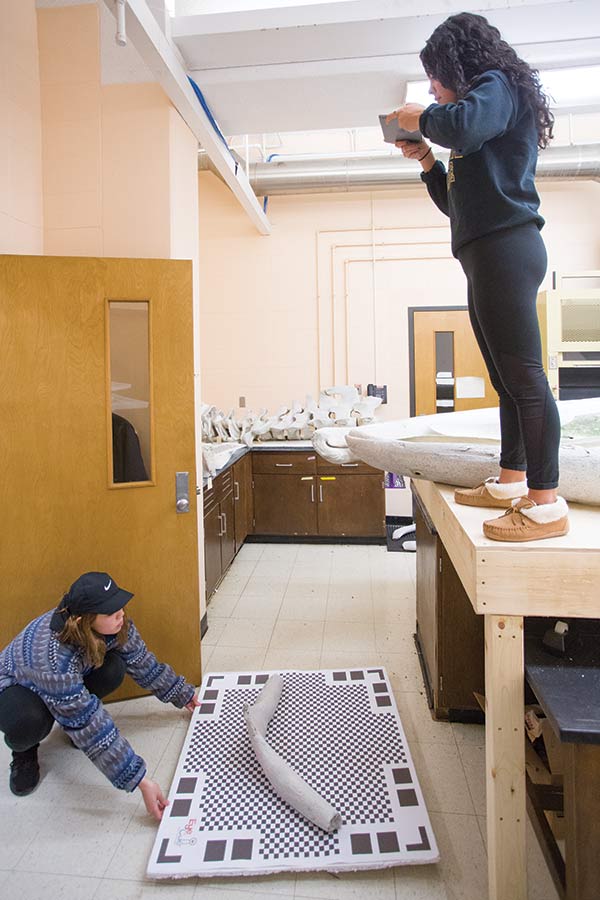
[104,580,112,591]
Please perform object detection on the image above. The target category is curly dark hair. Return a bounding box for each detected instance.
[420,12,554,149]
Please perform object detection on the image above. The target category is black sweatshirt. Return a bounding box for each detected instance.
[418,69,544,256]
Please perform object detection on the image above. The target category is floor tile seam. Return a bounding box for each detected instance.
[454,734,485,818]
[144,720,188,787]
[212,637,275,654]
[93,814,148,878]
[3,792,58,871]
[476,814,488,851]
[5,867,103,887]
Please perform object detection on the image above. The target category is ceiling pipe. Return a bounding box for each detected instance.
[200,143,600,195]
[115,0,127,47]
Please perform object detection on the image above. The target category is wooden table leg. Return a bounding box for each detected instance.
[485,614,527,900]
[564,743,600,900]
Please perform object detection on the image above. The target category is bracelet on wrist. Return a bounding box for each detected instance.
[418,148,432,162]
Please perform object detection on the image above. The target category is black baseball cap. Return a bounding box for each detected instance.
[50,572,134,632]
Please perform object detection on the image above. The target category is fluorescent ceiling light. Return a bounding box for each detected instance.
[541,66,600,107]
[405,81,432,107]
[405,65,600,110]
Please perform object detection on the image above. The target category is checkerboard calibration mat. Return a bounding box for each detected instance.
[147,668,438,878]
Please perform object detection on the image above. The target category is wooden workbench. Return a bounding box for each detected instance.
[411,479,600,900]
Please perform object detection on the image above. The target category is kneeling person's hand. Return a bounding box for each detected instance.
[139,776,168,820]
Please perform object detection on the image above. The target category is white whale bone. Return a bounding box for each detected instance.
[312,426,359,463]
[324,385,360,404]
[352,397,382,418]
[314,398,600,506]
[244,675,342,833]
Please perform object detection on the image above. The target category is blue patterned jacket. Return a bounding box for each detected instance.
[0,611,195,791]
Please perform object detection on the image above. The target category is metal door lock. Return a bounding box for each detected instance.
[176,472,190,514]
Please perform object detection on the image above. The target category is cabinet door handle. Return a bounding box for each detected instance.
[222,511,227,534]
[217,513,224,536]
[319,484,323,502]
[234,481,240,501]
[310,483,315,503]
[341,463,359,467]
[275,463,293,467]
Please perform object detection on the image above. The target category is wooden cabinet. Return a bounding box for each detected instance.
[204,448,386,597]
[203,501,223,601]
[413,487,484,720]
[316,473,385,536]
[252,451,318,535]
[253,473,317,535]
[233,452,253,552]
[316,456,385,536]
[203,468,235,599]
[252,451,385,538]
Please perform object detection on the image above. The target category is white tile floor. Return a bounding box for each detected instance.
[0,543,559,900]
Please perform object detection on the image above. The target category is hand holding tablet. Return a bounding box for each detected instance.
[379,115,422,144]
[380,102,426,143]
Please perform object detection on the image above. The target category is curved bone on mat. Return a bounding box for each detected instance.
[244,674,342,833]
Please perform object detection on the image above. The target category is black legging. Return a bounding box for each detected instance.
[0,651,126,752]
[457,223,560,490]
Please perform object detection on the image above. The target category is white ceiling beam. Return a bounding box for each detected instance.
[174,0,600,72]
[170,0,600,134]
[173,0,556,37]
[102,0,271,235]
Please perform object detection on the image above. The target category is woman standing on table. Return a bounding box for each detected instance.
[388,12,568,542]
[0,571,200,816]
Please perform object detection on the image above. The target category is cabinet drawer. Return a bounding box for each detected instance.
[316,457,381,475]
[216,468,233,502]
[252,451,317,475]
[203,481,218,516]
[203,468,233,513]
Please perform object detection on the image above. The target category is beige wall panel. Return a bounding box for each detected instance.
[38,3,102,254]
[101,83,172,259]
[0,0,43,253]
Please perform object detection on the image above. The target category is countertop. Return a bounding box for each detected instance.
[202,440,314,487]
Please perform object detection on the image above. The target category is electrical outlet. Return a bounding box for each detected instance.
[239,396,246,408]
[367,384,388,404]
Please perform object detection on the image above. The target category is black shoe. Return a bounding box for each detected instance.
[9,746,40,796]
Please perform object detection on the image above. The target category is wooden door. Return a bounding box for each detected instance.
[233,453,253,550]
[317,475,385,537]
[253,475,317,535]
[412,308,497,416]
[0,255,200,698]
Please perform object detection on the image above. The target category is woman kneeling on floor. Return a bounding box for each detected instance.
[0,571,199,819]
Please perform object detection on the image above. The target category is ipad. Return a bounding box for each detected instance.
[378,114,422,144]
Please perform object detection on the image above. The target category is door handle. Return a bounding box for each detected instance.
[222,511,227,535]
[217,513,224,536]
[310,483,315,503]
[341,463,359,467]
[176,472,190,514]
[319,484,323,502]
[234,481,240,501]
[275,463,293,467]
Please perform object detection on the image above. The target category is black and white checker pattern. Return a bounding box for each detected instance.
[147,669,438,878]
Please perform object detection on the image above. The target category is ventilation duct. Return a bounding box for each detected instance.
[199,144,600,196]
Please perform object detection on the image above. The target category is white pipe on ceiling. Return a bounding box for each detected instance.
[200,143,600,196]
